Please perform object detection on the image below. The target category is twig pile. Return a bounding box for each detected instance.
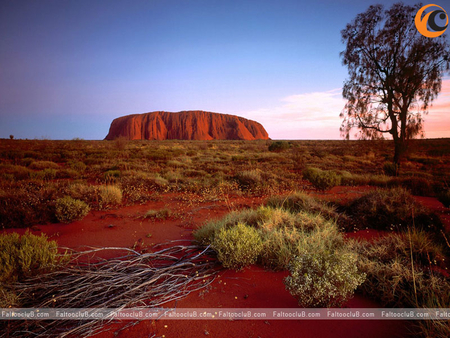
[2,242,218,338]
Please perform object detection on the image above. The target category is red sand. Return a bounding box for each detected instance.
[5,191,420,338]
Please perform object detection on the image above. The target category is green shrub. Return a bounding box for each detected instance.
[55,196,90,223]
[303,167,341,191]
[0,231,70,284]
[268,141,290,152]
[212,222,263,270]
[98,185,122,209]
[195,205,344,270]
[284,250,366,307]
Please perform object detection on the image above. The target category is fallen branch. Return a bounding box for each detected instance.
[2,243,219,337]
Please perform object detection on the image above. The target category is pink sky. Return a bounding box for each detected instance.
[239,78,450,140]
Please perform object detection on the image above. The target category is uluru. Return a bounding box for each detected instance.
[104,111,269,141]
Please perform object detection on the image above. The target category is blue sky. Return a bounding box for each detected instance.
[1,0,449,140]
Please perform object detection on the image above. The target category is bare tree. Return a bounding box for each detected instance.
[340,3,450,171]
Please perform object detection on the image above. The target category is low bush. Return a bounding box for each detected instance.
[234,169,263,189]
[347,187,443,232]
[266,191,353,231]
[349,233,450,314]
[212,222,263,270]
[0,183,59,228]
[389,177,434,197]
[29,161,60,170]
[284,250,366,307]
[143,208,171,220]
[383,162,398,176]
[303,167,341,191]
[98,185,122,209]
[268,141,290,152]
[195,206,344,270]
[55,196,90,223]
[0,231,70,285]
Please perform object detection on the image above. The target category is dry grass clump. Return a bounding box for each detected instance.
[303,167,341,191]
[266,191,354,231]
[347,187,443,232]
[347,230,450,337]
[98,185,122,209]
[28,160,60,170]
[142,208,172,220]
[55,196,90,223]
[349,231,450,305]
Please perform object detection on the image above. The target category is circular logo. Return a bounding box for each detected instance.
[415,4,448,38]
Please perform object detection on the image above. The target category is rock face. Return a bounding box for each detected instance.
[104,111,269,141]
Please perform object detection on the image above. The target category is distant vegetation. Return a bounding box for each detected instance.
[0,138,449,337]
[0,138,449,228]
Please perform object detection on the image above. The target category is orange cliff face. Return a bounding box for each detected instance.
[104,111,270,140]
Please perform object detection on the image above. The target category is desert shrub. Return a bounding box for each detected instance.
[195,206,344,270]
[0,183,60,228]
[98,185,122,209]
[103,169,121,183]
[383,162,398,176]
[66,182,96,205]
[212,222,263,270]
[284,250,366,307]
[303,167,341,191]
[389,177,434,196]
[0,164,32,181]
[55,196,90,223]
[349,234,450,311]
[438,189,450,208]
[68,161,86,173]
[143,208,171,220]
[234,169,263,189]
[41,168,57,181]
[0,231,69,284]
[266,191,354,231]
[268,141,290,152]
[29,161,60,170]
[347,187,442,232]
[266,191,337,219]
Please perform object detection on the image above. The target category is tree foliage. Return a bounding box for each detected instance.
[340,3,450,166]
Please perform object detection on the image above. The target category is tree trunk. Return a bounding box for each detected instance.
[393,138,404,176]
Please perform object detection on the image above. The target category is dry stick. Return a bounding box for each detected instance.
[2,244,219,338]
[408,208,419,308]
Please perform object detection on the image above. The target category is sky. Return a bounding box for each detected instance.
[0,0,449,140]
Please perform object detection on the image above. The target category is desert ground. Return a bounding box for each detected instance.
[1,138,450,338]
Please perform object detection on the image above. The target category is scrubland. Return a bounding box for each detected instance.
[1,138,449,337]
